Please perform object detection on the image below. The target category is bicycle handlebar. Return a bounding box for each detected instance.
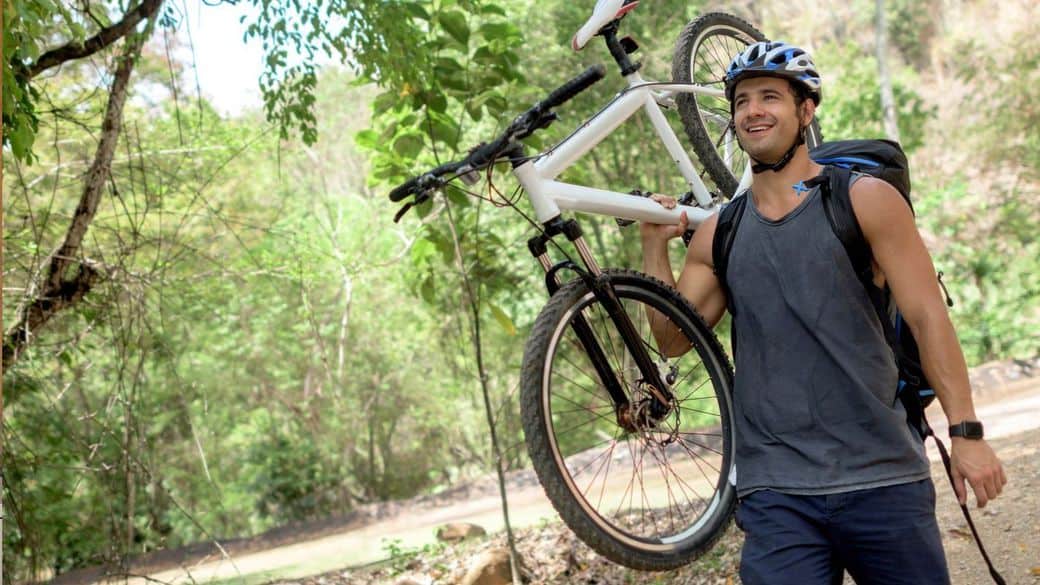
[388,64,607,205]
[542,63,606,110]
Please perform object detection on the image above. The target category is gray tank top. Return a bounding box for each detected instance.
[726,179,930,497]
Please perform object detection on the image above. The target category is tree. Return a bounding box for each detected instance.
[874,0,900,142]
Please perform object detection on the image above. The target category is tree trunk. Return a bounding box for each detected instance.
[3,34,146,371]
[875,0,901,142]
[445,204,523,584]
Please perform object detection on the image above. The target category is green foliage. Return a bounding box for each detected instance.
[813,42,934,151]
[240,0,507,146]
[959,30,1040,181]
[2,0,79,161]
[918,179,1040,364]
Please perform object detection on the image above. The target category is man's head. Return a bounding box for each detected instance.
[724,41,822,173]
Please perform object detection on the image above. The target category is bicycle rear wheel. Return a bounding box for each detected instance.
[520,270,736,571]
[672,13,824,198]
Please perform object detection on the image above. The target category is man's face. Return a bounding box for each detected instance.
[731,76,814,162]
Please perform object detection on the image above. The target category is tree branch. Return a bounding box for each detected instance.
[3,33,145,371]
[24,0,163,79]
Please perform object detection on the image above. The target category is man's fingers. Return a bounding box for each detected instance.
[984,474,999,502]
[952,468,967,506]
[969,476,988,508]
[649,193,677,209]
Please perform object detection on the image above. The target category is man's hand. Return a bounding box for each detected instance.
[950,438,1007,508]
[639,193,688,243]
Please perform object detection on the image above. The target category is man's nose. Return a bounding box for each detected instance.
[745,97,765,118]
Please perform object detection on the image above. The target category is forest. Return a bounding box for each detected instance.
[2,0,1038,581]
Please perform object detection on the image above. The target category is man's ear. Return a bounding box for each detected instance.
[800,99,817,127]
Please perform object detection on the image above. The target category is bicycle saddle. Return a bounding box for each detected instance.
[571,0,640,51]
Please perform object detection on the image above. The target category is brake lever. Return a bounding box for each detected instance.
[393,189,434,223]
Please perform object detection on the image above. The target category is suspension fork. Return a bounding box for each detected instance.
[529,218,675,419]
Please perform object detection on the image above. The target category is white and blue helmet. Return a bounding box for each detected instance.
[724,41,822,105]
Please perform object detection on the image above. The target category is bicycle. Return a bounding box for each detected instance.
[389,3,816,571]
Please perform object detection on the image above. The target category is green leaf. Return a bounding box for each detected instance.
[394,134,425,158]
[402,3,431,20]
[489,303,516,336]
[373,90,401,115]
[464,99,483,122]
[480,22,521,42]
[481,4,507,16]
[420,278,436,303]
[427,113,460,146]
[445,186,470,207]
[422,90,448,113]
[438,10,469,46]
[354,129,379,149]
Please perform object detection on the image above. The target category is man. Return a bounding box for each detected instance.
[640,41,1006,584]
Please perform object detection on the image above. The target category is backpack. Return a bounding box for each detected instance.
[711,138,1006,585]
[712,139,938,437]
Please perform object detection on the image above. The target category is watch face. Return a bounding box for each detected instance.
[964,421,984,439]
[952,421,984,439]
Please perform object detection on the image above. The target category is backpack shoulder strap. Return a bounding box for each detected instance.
[816,166,874,285]
[816,166,899,342]
[711,191,749,316]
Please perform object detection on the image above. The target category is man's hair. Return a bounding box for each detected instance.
[789,79,812,109]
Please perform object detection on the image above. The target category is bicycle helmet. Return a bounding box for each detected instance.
[724,41,821,105]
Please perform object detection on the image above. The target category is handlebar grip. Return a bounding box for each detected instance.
[542,64,606,109]
[389,176,420,202]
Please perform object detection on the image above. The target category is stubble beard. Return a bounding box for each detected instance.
[738,122,801,165]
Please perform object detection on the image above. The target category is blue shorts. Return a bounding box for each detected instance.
[736,479,950,585]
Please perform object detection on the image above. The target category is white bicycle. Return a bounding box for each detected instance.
[390,1,818,571]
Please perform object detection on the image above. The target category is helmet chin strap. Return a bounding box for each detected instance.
[750,125,806,174]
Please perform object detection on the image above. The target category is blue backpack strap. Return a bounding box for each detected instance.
[711,192,749,317]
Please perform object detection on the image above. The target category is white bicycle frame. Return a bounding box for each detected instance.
[513,69,753,228]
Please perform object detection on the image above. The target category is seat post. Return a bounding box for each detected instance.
[601,23,641,76]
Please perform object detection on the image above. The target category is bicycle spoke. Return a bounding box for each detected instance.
[646,443,686,535]
[594,427,623,510]
[674,435,724,474]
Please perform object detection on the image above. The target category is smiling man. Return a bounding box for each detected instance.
[639,41,1005,584]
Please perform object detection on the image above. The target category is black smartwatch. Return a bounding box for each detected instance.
[949,420,984,440]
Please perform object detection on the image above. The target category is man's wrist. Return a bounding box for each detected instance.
[640,236,671,254]
[948,420,984,440]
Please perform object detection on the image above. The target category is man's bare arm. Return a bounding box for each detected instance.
[852,177,1006,507]
[640,197,727,356]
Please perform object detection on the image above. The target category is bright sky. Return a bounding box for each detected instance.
[176,0,265,115]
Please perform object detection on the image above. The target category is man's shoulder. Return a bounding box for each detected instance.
[847,174,912,225]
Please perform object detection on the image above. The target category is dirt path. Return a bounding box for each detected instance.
[341,425,1040,585]
[120,381,1040,585]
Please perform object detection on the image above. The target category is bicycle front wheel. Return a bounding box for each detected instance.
[520,270,736,571]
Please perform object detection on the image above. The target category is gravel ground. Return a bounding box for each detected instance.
[300,427,1040,585]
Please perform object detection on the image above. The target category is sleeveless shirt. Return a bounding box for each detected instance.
[726,178,930,497]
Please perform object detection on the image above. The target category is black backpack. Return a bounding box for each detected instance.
[713,139,939,435]
[711,139,1005,585]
